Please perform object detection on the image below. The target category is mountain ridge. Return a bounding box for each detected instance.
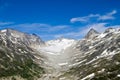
[0,28,120,80]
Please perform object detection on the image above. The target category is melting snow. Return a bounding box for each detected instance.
[81,73,95,80]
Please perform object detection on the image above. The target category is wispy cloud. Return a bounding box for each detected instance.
[0,22,14,26]
[68,10,119,39]
[0,22,71,40]
[0,9,119,40]
[98,10,117,20]
[3,23,70,33]
[70,14,99,23]
[48,25,70,31]
[70,10,117,23]
[54,23,108,38]
[54,22,120,39]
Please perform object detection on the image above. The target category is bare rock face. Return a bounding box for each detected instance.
[85,28,99,39]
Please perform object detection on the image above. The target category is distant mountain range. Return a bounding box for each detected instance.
[0,28,120,80]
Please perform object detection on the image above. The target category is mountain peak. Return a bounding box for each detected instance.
[0,28,45,49]
[88,28,98,33]
[85,28,99,39]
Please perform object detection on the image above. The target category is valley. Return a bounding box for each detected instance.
[0,28,120,80]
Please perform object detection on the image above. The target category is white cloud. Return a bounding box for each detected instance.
[70,14,99,23]
[43,22,120,40]
[0,22,14,26]
[84,23,108,33]
[0,10,118,40]
[5,23,70,33]
[98,10,117,20]
[70,17,89,23]
[48,25,69,31]
[2,23,71,40]
[70,10,117,23]
[108,25,120,28]
[54,23,108,39]
[44,22,120,40]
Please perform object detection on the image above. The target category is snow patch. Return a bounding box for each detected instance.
[81,73,95,80]
[69,59,86,67]
[86,58,96,64]
[1,29,7,33]
[101,50,116,58]
[58,62,68,66]
[97,33,107,38]
[98,68,105,74]
[117,74,120,77]
[60,77,66,80]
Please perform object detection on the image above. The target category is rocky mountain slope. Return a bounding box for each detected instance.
[58,28,120,80]
[0,28,120,80]
[0,29,45,80]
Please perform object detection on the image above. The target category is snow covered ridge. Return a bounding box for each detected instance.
[0,29,45,49]
[85,28,120,39]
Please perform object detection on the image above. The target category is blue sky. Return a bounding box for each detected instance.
[0,0,120,40]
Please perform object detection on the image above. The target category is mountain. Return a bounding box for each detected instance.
[85,28,99,39]
[0,28,120,80]
[0,29,45,80]
[0,29,45,49]
[58,28,120,80]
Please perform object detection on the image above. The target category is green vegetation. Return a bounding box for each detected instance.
[0,58,45,80]
[0,42,45,80]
